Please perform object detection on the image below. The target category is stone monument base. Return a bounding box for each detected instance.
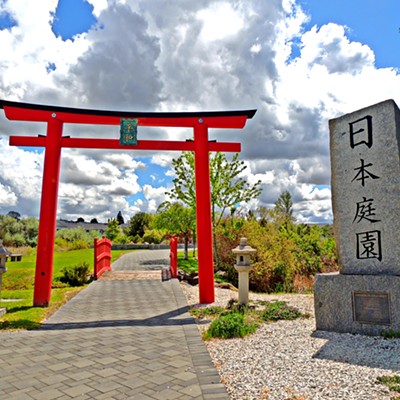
[0,307,6,317]
[314,272,400,336]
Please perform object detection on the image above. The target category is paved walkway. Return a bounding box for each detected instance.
[0,251,229,400]
[111,249,171,271]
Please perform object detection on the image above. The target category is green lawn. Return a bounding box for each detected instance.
[0,248,132,330]
[177,250,229,283]
[177,250,198,274]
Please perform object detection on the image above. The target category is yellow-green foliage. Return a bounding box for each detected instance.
[55,227,101,250]
[215,215,338,293]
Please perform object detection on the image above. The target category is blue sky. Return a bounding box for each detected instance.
[1,0,400,223]
[299,0,400,69]
[51,0,97,40]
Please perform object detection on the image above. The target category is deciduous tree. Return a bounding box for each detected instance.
[167,152,262,264]
[155,202,195,259]
[128,212,152,238]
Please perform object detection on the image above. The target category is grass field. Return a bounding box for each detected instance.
[0,248,132,330]
[177,250,198,274]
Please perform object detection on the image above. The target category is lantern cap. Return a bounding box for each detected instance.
[232,237,256,254]
[0,240,11,256]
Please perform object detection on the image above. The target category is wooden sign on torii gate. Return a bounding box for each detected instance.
[0,99,256,307]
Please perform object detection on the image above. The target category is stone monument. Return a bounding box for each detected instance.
[314,99,400,336]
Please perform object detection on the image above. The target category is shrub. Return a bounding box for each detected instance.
[130,234,142,243]
[142,229,165,244]
[58,262,92,286]
[376,375,400,393]
[189,299,303,340]
[214,218,339,294]
[189,306,225,319]
[382,329,400,339]
[259,301,302,321]
[55,227,95,250]
[112,234,129,245]
[226,298,255,314]
[203,312,258,339]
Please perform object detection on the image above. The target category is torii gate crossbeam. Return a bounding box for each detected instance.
[0,100,256,307]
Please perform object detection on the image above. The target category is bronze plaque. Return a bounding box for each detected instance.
[353,291,391,325]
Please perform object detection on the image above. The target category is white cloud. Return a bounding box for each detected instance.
[0,183,17,206]
[150,154,175,168]
[196,2,245,42]
[87,0,108,18]
[141,184,175,212]
[0,138,42,216]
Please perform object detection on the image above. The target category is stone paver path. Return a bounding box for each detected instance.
[111,249,170,271]
[0,251,229,399]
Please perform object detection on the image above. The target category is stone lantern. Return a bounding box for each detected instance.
[232,237,256,305]
[0,240,9,316]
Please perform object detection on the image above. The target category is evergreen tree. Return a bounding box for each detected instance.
[116,211,124,225]
[104,219,121,241]
[274,191,295,222]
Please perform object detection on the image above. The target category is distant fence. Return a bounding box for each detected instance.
[94,236,112,279]
[111,243,170,250]
[110,243,194,251]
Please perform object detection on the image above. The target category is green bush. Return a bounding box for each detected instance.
[142,229,165,244]
[215,217,339,294]
[226,298,255,314]
[203,312,258,339]
[130,234,142,243]
[112,234,129,245]
[189,306,225,319]
[189,298,304,340]
[382,329,400,339]
[376,375,400,393]
[0,215,39,247]
[58,262,92,287]
[259,301,302,321]
[55,227,98,250]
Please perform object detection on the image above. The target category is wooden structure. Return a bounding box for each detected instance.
[169,237,178,279]
[1,99,256,306]
[94,236,112,279]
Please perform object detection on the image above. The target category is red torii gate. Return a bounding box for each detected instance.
[0,99,256,307]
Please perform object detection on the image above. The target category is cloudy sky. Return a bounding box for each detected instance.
[0,0,399,224]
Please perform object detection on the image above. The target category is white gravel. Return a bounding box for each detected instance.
[181,283,400,400]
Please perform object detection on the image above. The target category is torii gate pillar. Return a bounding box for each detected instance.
[194,122,214,303]
[34,118,63,306]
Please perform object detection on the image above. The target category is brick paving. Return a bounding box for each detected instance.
[0,251,229,399]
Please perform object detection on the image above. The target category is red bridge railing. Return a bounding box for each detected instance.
[169,237,178,279]
[94,236,112,279]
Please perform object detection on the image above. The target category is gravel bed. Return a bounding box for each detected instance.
[181,283,400,400]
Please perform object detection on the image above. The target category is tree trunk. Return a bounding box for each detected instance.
[213,230,219,268]
[184,233,189,260]
[192,230,197,258]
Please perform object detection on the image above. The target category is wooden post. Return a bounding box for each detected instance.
[169,237,178,278]
[194,122,215,303]
[33,118,63,307]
